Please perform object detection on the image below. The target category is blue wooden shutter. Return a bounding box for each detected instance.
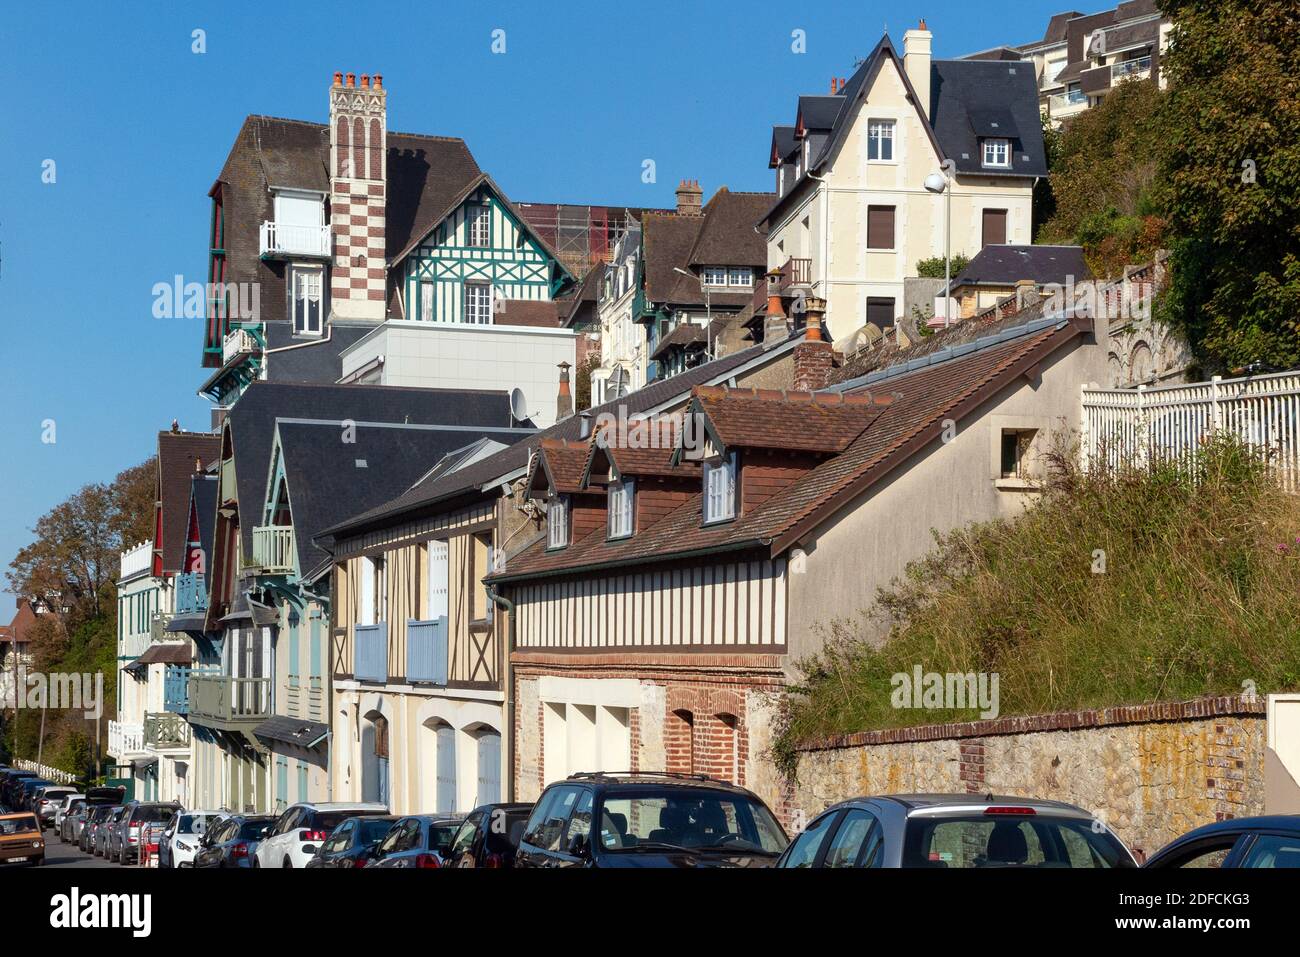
[288,616,300,687]
[275,757,288,811]
[309,617,322,688]
[477,732,501,805]
[296,760,308,802]
[436,725,457,814]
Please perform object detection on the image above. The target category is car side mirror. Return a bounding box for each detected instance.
[567,832,589,858]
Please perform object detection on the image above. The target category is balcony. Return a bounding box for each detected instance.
[1048,89,1088,119]
[354,622,388,683]
[145,712,191,751]
[108,720,146,759]
[188,675,271,730]
[119,541,152,581]
[164,664,191,714]
[252,525,295,574]
[222,328,261,366]
[175,571,207,615]
[776,257,812,292]
[259,220,331,259]
[1112,56,1151,83]
[406,617,448,685]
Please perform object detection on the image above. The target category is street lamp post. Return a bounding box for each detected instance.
[924,159,956,328]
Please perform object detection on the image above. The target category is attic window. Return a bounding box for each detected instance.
[999,429,1037,480]
[867,119,895,162]
[727,267,753,288]
[982,139,1011,169]
[468,204,491,247]
[703,267,728,287]
[703,452,738,524]
[608,479,635,540]
[547,495,570,550]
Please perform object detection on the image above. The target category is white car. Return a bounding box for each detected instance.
[53,794,85,833]
[160,810,228,868]
[254,802,388,869]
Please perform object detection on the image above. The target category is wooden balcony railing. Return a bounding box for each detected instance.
[145,711,191,750]
[188,675,270,727]
[175,571,207,615]
[354,622,388,683]
[252,525,295,574]
[406,617,449,685]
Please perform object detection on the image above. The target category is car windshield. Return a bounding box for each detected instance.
[359,819,394,843]
[902,813,1134,868]
[238,820,271,840]
[0,817,39,835]
[597,790,788,855]
[139,807,176,824]
[178,815,207,834]
[313,811,372,831]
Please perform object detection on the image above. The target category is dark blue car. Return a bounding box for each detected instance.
[1144,816,1300,868]
[193,815,275,868]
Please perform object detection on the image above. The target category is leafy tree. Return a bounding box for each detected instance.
[1157,0,1300,371]
[915,254,971,279]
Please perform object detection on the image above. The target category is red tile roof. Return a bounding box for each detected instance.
[529,439,594,495]
[692,385,893,454]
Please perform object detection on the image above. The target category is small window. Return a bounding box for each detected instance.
[867,119,895,162]
[464,283,492,324]
[1000,429,1036,479]
[867,206,896,250]
[419,280,434,322]
[702,267,728,287]
[703,452,738,524]
[290,265,323,336]
[608,479,635,539]
[727,267,753,288]
[547,495,570,549]
[982,209,1008,247]
[982,138,1011,168]
[468,204,491,247]
[471,531,493,621]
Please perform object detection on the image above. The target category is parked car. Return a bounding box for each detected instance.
[444,802,533,868]
[93,805,126,857]
[79,804,116,853]
[1145,816,1300,869]
[193,815,276,869]
[62,802,91,844]
[35,787,78,827]
[0,812,45,866]
[305,815,399,868]
[158,811,228,868]
[13,779,55,812]
[53,795,86,835]
[254,801,388,869]
[776,794,1138,868]
[83,785,127,807]
[109,801,181,865]
[369,814,466,868]
[515,772,789,869]
[0,770,37,808]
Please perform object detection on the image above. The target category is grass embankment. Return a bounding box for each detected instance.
[776,436,1300,772]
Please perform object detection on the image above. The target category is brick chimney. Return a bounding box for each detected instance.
[763,269,791,347]
[556,361,574,421]
[329,71,387,321]
[675,179,703,215]
[903,21,933,119]
[792,296,834,391]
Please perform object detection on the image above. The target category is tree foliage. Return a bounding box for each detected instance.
[915,254,971,279]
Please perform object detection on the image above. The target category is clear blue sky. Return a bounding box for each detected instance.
[0,0,1077,616]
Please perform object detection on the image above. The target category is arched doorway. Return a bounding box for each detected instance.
[474,727,502,806]
[360,710,390,806]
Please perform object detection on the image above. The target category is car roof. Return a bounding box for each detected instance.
[291,802,388,812]
[561,771,759,796]
[1159,815,1300,845]
[832,793,1096,817]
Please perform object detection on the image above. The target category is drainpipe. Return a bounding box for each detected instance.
[484,585,516,801]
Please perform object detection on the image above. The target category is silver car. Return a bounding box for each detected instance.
[776,793,1138,868]
[94,806,125,858]
[54,796,86,836]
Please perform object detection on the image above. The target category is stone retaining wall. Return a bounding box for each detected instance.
[790,695,1265,859]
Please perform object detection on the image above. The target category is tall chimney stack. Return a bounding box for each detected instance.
[329,70,387,321]
[903,21,933,119]
[675,179,703,215]
[792,296,834,392]
[556,361,574,421]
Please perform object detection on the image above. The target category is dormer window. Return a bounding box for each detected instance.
[982,138,1011,169]
[703,452,738,524]
[547,495,570,549]
[727,268,753,288]
[608,479,635,539]
[703,267,728,287]
[468,204,491,247]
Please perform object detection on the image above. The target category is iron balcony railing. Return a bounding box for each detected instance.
[259,220,331,259]
[406,617,449,685]
[145,712,191,750]
[354,622,388,683]
[252,525,295,574]
[175,571,207,614]
[188,675,271,726]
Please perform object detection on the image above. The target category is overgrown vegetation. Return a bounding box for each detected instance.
[774,435,1300,777]
[915,254,971,280]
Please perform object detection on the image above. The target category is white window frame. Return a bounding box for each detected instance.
[290,264,324,336]
[703,452,738,524]
[426,539,449,620]
[982,138,1011,169]
[464,282,493,324]
[607,479,634,540]
[702,267,728,287]
[727,267,753,288]
[867,119,896,162]
[467,204,491,248]
[547,495,570,549]
[419,280,435,322]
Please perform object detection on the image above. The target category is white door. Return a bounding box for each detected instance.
[427,540,448,620]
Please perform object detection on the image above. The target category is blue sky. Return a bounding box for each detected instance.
[0,0,1073,616]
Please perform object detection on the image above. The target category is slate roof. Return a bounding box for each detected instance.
[950,245,1091,290]
[559,262,606,328]
[321,335,806,540]
[253,715,330,749]
[277,418,526,579]
[156,431,222,574]
[127,643,193,668]
[490,317,1089,583]
[224,381,521,560]
[262,322,377,386]
[769,126,798,166]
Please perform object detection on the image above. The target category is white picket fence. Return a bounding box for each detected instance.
[12,757,78,785]
[1082,371,1300,490]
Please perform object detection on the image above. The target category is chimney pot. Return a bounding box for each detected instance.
[556,361,574,421]
[333,71,343,86]
[373,73,383,88]
[361,73,370,88]
[346,72,356,87]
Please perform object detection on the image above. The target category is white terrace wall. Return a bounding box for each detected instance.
[790,695,1265,860]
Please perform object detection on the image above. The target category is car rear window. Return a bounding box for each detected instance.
[427,823,461,852]
[137,807,177,824]
[312,810,383,830]
[239,820,272,840]
[0,816,39,835]
[902,813,1133,868]
[485,809,531,853]
[597,790,788,856]
[359,819,395,843]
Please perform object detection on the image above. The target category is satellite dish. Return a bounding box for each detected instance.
[510,388,530,424]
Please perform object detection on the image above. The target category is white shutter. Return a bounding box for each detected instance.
[427,540,449,619]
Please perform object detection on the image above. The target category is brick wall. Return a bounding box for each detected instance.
[790,695,1267,859]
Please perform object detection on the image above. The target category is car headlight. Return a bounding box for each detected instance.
[32,841,44,848]
[177,841,192,851]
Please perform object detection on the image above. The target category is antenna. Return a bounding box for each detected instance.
[509,388,530,425]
